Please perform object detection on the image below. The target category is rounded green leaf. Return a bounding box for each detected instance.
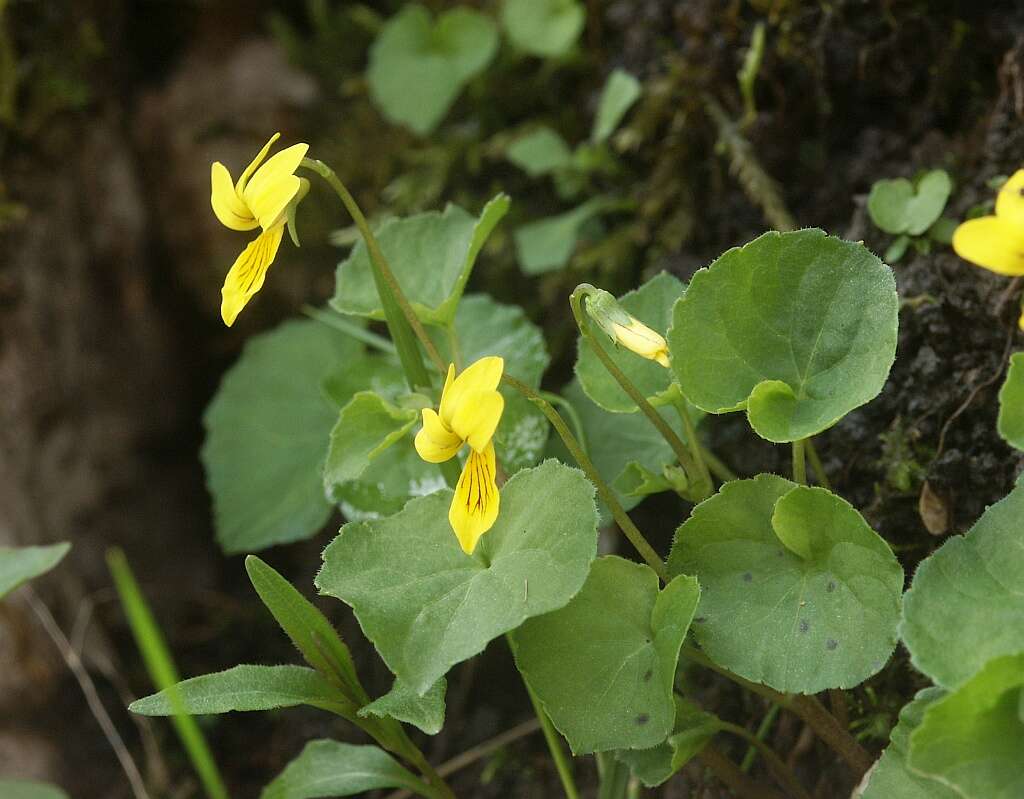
[261,740,426,799]
[202,319,362,553]
[322,392,418,489]
[507,126,573,177]
[614,697,721,788]
[668,229,898,442]
[512,557,700,754]
[900,484,1024,688]
[868,171,952,236]
[576,272,685,413]
[367,4,498,135]
[317,460,598,694]
[332,195,509,326]
[501,0,584,58]
[908,654,1024,799]
[858,688,957,799]
[0,542,70,599]
[592,69,642,144]
[514,198,610,275]
[998,352,1024,450]
[668,476,903,693]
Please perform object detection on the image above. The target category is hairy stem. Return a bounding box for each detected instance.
[503,374,669,581]
[792,439,807,485]
[569,287,708,499]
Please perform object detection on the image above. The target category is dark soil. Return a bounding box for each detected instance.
[3,1,1023,797]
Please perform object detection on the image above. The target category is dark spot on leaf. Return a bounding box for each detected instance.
[694,616,706,624]
[827,639,838,650]
[642,669,653,682]
[826,581,836,593]
[635,713,649,726]
[742,572,752,582]
[799,619,810,633]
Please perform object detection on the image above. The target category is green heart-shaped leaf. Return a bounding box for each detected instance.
[0,542,70,599]
[858,688,957,799]
[323,392,418,489]
[501,0,584,58]
[368,4,498,135]
[202,318,362,553]
[867,170,952,236]
[614,696,721,788]
[998,352,1024,451]
[317,460,598,694]
[668,229,898,442]
[332,195,509,326]
[261,740,426,799]
[907,654,1024,799]
[514,197,611,275]
[900,484,1024,688]
[507,126,573,177]
[511,557,700,753]
[576,271,685,413]
[668,476,903,693]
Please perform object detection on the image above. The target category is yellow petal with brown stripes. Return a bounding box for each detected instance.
[449,442,500,554]
[220,226,285,326]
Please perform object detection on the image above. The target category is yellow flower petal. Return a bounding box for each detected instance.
[952,216,1024,277]
[220,225,285,326]
[414,408,463,463]
[439,356,504,427]
[236,133,280,194]
[449,442,500,554]
[450,389,504,452]
[612,319,671,367]
[211,162,258,231]
[995,169,1024,228]
[243,143,309,202]
[246,173,302,231]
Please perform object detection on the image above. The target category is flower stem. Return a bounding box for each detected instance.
[792,438,807,485]
[718,719,811,799]
[670,389,713,491]
[699,745,785,799]
[569,286,709,500]
[300,158,445,384]
[805,438,830,489]
[539,390,588,455]
[521,667,579,799]
[302,158,460,489]
[503,374,669,582]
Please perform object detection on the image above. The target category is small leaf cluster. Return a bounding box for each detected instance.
[867,169,957,262]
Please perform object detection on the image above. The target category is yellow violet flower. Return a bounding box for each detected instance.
[953,170,1024,329]
[211,133,309,326]
[586,288,671,367]
[414,356,505,554]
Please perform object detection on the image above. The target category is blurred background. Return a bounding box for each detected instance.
[2,1,1023,796]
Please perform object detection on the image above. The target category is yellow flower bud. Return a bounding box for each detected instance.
[585,288,671,368]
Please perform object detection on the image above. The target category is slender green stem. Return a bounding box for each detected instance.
[446,322,463,372]
[596,751,630,799]
[504,374,669,581]
[792,439,807,485]
[700,445,739,482]
[569,287,708,500]
[528,685,579,799]
[671,392,712,490]
[302,305,397,354]
[719,719,810,799]
[301,158,442,386]
[302,158,460,489]
[805,438,831,490]
[740,703,780,772]
[681,644,871,775]
[539,390,588,455]
[509,636,579,799]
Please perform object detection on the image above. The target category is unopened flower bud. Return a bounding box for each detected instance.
[586,289,671,368]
